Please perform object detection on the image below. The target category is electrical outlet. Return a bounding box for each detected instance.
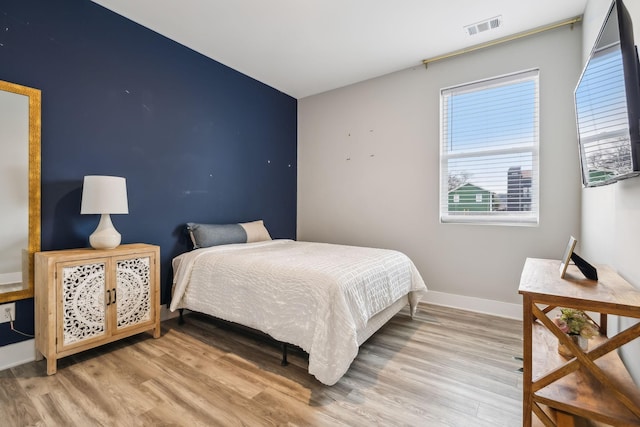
[0,302,15,324]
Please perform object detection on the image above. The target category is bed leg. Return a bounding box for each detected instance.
[178,308,185,325]
[281,343,289,366]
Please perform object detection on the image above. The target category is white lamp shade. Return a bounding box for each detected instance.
[81,176,129,214]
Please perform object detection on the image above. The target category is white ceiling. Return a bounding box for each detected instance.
[91,0,588,99]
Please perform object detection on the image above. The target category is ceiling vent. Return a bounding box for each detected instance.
[464,16,502,36]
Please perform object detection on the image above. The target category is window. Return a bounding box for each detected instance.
[440,69,539,224]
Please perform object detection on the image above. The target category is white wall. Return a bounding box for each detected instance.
[582,0,640,384]
[298,25,582,310]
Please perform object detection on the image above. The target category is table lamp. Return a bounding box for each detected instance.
[80,175,129,249]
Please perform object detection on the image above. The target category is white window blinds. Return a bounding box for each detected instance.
[440,69,539,225]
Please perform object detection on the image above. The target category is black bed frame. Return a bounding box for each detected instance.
[178,308,298,366]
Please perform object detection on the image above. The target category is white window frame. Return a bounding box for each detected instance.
[439,69,540,225]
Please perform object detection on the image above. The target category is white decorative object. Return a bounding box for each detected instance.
[115,257,151,327]
[81,175,129,249]
[62,262,106,345]
[61,256,151,345]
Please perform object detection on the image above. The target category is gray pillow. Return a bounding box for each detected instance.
[186,220,271,249]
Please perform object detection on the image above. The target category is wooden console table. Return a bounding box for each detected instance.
[519,258,640,426]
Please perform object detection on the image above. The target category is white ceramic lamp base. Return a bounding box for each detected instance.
[89,214,122,249]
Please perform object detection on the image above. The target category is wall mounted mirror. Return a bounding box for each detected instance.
[0,79,41,303]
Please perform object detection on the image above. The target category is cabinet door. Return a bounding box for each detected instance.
[113,253,154,334]
[57,259,109,352]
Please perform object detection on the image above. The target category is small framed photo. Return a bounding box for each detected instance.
[559,236,577,278]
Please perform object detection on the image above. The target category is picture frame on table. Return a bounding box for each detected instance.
[559,236,578,279]
[559,236,598,280]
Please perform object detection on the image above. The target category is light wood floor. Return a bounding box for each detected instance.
[1,303,525,426]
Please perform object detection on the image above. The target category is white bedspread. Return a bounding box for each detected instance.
[170,239,427,385]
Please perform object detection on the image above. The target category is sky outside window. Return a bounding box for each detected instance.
[443,77,537,194]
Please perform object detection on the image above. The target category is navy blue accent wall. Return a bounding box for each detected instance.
[0,0,297,347]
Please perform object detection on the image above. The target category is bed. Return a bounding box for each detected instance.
[169,221,427,385]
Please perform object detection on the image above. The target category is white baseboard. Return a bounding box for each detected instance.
[160,304,180,321]
[1,297,520,371]
[422,290,522,320]
[0,339,36,371]
[0,306,179,372]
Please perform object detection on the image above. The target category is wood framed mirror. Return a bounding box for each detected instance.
[0,79,41,303]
